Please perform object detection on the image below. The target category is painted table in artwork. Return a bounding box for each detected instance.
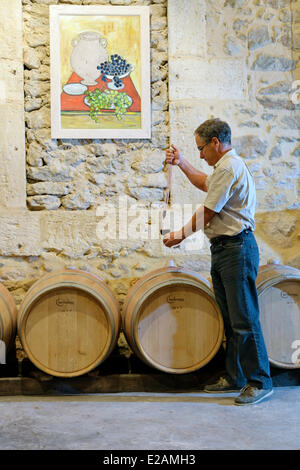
[60,72,141,130]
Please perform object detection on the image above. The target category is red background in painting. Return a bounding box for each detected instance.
[61,72,141,112]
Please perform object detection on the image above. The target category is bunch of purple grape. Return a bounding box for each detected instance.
[97,54,131,88]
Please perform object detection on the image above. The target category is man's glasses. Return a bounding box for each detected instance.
[197,142,210,152]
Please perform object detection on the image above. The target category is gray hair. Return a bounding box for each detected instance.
[194,118,231,145]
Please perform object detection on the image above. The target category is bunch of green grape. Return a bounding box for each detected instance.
[84,89,131,122]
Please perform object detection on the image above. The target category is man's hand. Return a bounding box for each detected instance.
[165,144,182,166]
[163,229,185,248]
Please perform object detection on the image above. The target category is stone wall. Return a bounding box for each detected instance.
[1,0,170,311]
[168,0,300,268]
[0,0,299,362]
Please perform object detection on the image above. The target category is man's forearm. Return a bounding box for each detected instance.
[178,158,208,192]
[181,205,216,239]
[163,205,216,248]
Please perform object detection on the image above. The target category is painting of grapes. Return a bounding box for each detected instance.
[50,6,151,139]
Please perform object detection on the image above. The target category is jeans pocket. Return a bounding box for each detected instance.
[210,244,223,255]
[222,239,244,249]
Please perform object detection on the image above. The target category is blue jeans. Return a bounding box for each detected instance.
[210,229,272,390]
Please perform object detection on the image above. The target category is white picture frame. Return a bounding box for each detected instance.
[50,5,151,139]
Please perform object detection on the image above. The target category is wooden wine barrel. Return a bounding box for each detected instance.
[257,264,300,369]
[18,270,120,377]
[0,283,17,354]
[122,266,224,374]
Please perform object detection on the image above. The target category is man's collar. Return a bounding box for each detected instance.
[214,148,237,168]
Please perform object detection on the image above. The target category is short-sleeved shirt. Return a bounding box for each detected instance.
[203,149,256,240]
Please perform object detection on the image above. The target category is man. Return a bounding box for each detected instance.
[163,118,273,405]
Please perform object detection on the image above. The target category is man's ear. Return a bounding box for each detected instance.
[211,136,219,147]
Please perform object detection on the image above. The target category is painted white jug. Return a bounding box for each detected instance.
[70,31,108,86]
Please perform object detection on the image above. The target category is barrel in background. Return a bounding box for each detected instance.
[18,270,121,377]
[0,283,17,356]
[122,266,224,374]
[257,264,300,369]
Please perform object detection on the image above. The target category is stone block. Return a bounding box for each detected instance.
[130,149,165,174]
[168,0,206,58]
[292,146,300,157]
[27,182,71,196]
[232,135,268,159]
[251,54,296,71]
[135,173,168,188]
[24,30,49,48]
[248,26,271,50]
[266,0,290,7]
[0,0,23,60]
[224,0,248,6]
[25,106,51,129]
[0,210,41,256]
[151,59,168,83]
[26,142,44,167]
[24,97,43,113]
[40,209,150,261]
[224,37,243,56]
[127,187,164,202]
[258,81,290,95]
[32,128,58,151]
[256,211,298,248]
[169,57,247,101]
[23,48,41,70]
[41,252,66,273]
[99,143,119,158]
[61,185,94,210]
[0,104,26,208]
[40,211,99,259]
[0,60,24,104]
[23,2,51,18]
[24,66,50,82]
[24,81,50,98]
[0,5,25,211]
[256,96,296,110]
[27,161,75,182]
[151,16,167,31]
[27,195,61,210]
[281,115,300,129]
[269,145,282,160]
[86,156,123,175]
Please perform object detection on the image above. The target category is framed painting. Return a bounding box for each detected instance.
[49,5,151,139]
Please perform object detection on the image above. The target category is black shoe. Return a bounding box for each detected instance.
[203,375,241,393]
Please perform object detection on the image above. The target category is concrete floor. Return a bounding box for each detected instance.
[0,386,299,450]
